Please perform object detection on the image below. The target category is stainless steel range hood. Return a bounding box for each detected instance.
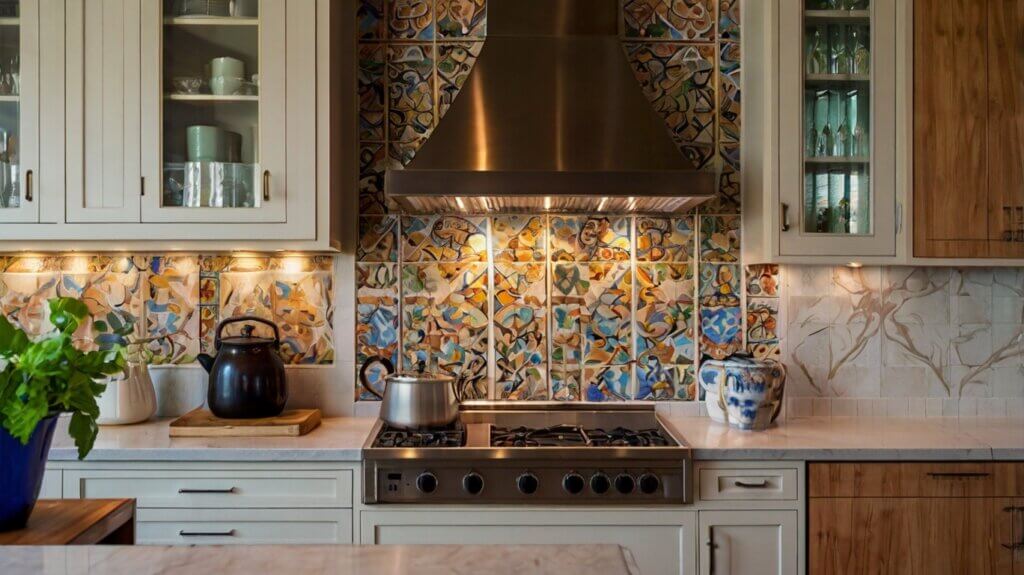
[385,0,716,215]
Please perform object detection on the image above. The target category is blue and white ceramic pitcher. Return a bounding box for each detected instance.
[699,355,786,431]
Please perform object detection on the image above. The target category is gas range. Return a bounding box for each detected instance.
[362,401,692,505]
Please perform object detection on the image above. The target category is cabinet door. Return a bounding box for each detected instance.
[361,509,697,575]
[0,0,39,223]
[810,498,1012,574]
[65,0,142,223]
[778,0,897,257]
[139,0,312,226]
[698,511,797,575]
[1008,500,1024,575]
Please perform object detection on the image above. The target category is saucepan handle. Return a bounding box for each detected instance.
[359,356,394,400]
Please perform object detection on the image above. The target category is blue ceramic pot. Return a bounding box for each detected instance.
[0,415,59,531]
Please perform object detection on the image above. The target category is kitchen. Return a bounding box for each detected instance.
[0,0,1022,573]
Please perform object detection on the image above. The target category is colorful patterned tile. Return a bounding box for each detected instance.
[581,263,633,365]
[359,216,399,263]
[266,256,333,273]
[199,305,218,355]
[389,137,426,168]
[389,0,434,39]
[636,358,696,400]
[700,215,741,263]
[144,256,199,365]
[272,270,334,365]
[200,254,268,274]
[699,295,743,360]
[550,264,584,365]
[719,40,741,143]
[388,44,435,142]
[357,263,400,366]
[719,0,739,40]
[746,264,780,297]
[437,0,486,38]
[0,271,59,338]
[401,263,489,398]
[357,0,386,39]
[218,271,275,337]
[748,340,781,361]
[437,42,484,121]
[747,297,780,343]
[636,263,696,364]
[551,365,581,401]
[493,264,547,393]
[584,365,631,402]
[57,257,145,350]
[358,44,386,141]
[2,256,63,273]
[624,43,716,162]
[402,215,488,262]
[492,215,546,263]
[720,141,740,171]
[499,365,549,400]
[701,163,741,214]
[623,0,716,41]
[199,276,218,306]
[549,216,631,262]
[357,361,391,402]
[359,142,388,215]
[636,216,695,263]
[699,263,741,299]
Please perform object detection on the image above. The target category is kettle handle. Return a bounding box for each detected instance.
[215,315,280,350]
[359,356,394,400]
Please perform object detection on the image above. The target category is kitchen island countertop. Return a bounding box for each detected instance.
[47,415,1024,462]
[0,544,640,575]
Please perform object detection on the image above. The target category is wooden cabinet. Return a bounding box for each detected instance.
[699,510,798,575]
[0,0,344,250]
[913,0,1024,259]
[809,463,1024,574]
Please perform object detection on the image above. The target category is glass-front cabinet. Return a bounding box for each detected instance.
[777,0,896,257]
[141,0,291,224]
[0,0,38,223]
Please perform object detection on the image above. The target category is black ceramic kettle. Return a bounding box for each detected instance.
[196,316,287,419]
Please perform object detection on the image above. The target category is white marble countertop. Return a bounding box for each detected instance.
[666,416,1024,461]
[0,544,640,575]
[48,415,1024,462]
[48,417,377,462]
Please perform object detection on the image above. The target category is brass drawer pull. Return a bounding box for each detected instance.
[179,530,236,537]
[178,487,237,494]
[263,169,270,201]
[925,472,990,479]
[734,479,770,489]
[25,170,32,201]
[781,202,791,232]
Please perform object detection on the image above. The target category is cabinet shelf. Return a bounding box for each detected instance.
[804,10,870,22]
[0,95,19,102]
[805,156,870,164]
[165,94,259,103]
[163,16,258,27]
[0,17,18,26]
[806,73,870,85]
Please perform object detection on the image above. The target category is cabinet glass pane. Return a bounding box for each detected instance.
[161,0,261,209]
[801,0,871,235]
[0,1,20,210]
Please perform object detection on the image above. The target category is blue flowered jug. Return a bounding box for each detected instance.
[699,354,786,431]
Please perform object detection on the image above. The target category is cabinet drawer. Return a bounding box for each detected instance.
[698,468,797,501]
[810,463,1024,497]
[65,469,352,508]
[137,508,352,545]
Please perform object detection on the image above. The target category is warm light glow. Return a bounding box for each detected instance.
[64,256,90,274]
[543,196,552,210]
[471,72,489,170]
[847,262,863,269]
[597,198,608,212]
[455,197,466,211]
[282,257,306,274]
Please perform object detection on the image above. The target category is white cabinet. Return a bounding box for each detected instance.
[137,508,352,545]
[360,508,698,575]
[698,511,799,575]
[744,0,901,264]
[0,0,41,223]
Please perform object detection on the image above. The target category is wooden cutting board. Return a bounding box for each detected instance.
[169,408,322,437]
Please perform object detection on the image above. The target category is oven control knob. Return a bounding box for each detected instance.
[590,473,611,495]
[517,472,539,495]
[562,473,586,495]
[639,473,661,495]
[614,474,636,494]
[463,472,485,495]
[416,472,438,494]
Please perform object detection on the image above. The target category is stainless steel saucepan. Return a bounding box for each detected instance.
[359,357,466,429]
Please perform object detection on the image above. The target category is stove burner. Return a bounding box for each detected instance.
[374,426,465,448]
[586,427,672,447]
[489,425,673,448]
[490,425,589,447]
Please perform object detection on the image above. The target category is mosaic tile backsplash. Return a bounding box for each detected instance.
[355,0,763,402]
[0,256,335,366]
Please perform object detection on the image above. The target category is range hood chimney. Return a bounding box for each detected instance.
[385,0,716,214]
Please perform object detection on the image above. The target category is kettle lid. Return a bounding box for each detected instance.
[218,324,277,347]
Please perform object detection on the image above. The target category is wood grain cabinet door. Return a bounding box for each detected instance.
[810,498,1012,575]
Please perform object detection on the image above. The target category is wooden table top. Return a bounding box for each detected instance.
[0,499,135,546]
